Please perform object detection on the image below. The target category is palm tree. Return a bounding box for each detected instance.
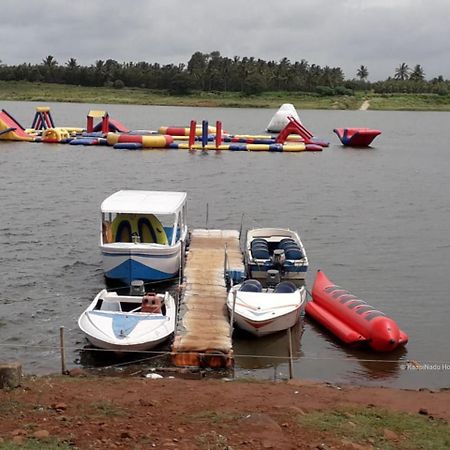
[42,55,58,67]
[66,58,78,69]
[409,64,425,81]
[394,63,410,81]
[357,65,369,81]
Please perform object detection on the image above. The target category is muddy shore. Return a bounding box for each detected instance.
[1,373,449,449]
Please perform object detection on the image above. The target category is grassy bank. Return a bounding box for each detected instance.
[2,80,450,110]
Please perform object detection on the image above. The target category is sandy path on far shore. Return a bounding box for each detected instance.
[360,99,370,110]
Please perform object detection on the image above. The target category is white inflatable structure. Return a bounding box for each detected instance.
[266,103,302,133]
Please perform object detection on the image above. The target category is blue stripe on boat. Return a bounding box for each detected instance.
[105,259,177,284]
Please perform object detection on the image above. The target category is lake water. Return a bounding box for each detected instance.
[1,100,449,389]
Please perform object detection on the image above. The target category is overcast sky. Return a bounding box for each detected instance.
[1,0,449,81]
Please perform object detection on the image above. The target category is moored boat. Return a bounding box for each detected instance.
[78,281,176,351]
[306,270,408,352]
[100,190,188,285]
[227,273,307,337]
[245,228,308,286]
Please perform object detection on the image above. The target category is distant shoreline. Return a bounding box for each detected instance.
[2,80,450,111]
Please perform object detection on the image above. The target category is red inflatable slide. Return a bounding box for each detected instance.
[306,270,408,352]
[0,109,33,141]
[276,116,329,148]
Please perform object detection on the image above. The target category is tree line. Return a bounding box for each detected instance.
[0,52,449,96]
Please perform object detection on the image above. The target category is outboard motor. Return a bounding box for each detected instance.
[266,269,281,288]
[130,279,145,296]
[272,249,286,268]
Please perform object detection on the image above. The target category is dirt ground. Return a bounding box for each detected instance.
[0,372,449,450]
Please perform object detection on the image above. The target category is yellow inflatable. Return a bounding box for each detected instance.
[42,128,70,143]
[111,214,168,244]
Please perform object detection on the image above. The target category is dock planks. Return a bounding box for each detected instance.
[172,229,244,368]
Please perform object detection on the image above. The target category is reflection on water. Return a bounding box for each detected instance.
[234,318,304,370]
[306,319,407,381]
[78,344,172,373]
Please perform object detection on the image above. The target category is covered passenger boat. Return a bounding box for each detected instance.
[100,190,188,285]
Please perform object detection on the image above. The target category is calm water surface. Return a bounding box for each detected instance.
[0,100,449,388]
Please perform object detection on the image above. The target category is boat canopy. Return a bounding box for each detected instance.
[101,190,187,215]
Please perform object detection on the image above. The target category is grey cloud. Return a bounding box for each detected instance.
[1,0,450,80]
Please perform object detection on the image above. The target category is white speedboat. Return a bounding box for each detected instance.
[100,190,188,285]
[227,277,306,337]
[78,284,176,351]
[245,228,308,286]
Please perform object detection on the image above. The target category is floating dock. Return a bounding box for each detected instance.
[172,229,244,368]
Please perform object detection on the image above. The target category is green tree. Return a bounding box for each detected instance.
[242,72,267,96]
[356,65,369,81]
[394,63,410,81]
[187,51,207,90]
[42,55,58,67]
[66,58,78,69]
[169,71,194,95]
[409,64,425,81]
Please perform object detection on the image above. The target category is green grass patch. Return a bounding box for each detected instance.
[297,406,450,449]
[89,400,126,418]
[0,439,73,450]
[368,93,450,111]
[0,81,362,110]
[0,399,21,415]
[2,81,450,110]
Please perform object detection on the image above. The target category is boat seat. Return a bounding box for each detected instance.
[141,293,162,313]
[278,238,296,249]
[251,247,270,260]
[274,281,297,293]
[239,279,263,292]
[252,238,268,246]
[284,246,304,260]
[251,239,270,260]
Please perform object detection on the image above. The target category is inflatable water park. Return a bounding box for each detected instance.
[0,104,382,150]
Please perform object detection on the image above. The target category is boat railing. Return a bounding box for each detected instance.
[229,288,237,336]
[224,243,229,287]
[175,238,185,330]
[224,243,238,333]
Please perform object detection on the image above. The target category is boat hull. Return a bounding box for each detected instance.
[228,284,306,337]
[78,290,176,352]
[233,308,302,337]
[84,331,169,352]
[101,243,181,284]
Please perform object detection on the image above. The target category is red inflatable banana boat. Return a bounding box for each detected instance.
[306,270,408,352]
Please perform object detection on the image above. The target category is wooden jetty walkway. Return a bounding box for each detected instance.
[171,229,244,368]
